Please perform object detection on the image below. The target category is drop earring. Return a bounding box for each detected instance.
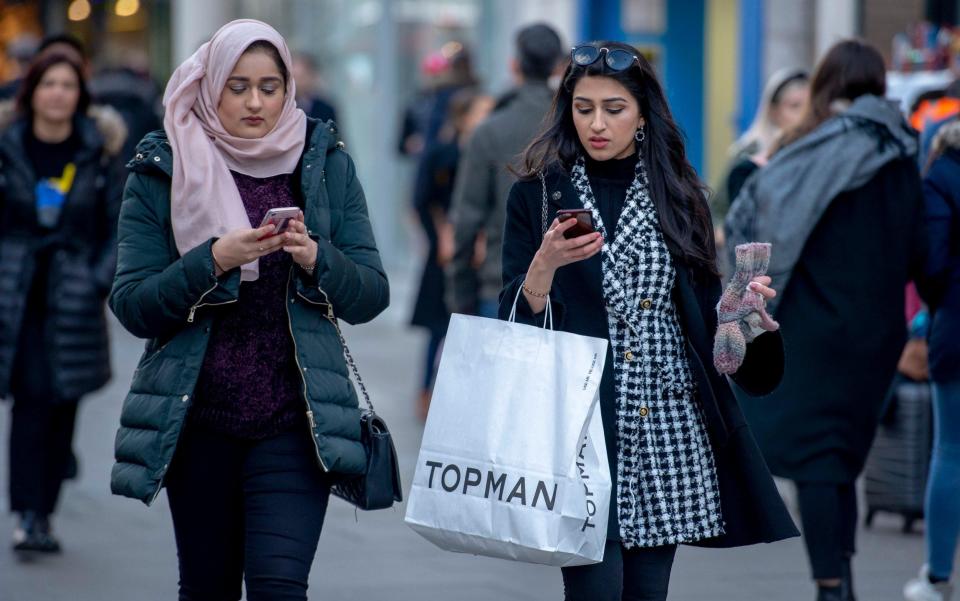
[635,126,645,143]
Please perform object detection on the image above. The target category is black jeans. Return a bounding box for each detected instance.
[795,481,858,580]
[561,541,677,601]
[165,424,332,601]
[8,397,78,516]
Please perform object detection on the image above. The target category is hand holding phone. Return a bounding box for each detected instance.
[528,211,604,276]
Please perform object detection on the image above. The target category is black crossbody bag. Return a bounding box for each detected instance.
[322,304,403,510]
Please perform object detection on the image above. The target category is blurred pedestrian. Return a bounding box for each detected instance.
[398,43,478,157]
[410,88,493,419]
[904,119,960,601]
[913,80,960,168]
[447,23,563,317]
[108,20,388,600]
[726,39,927,601]
[291,51,338,124]
[711,68,808,230]
[89,49,163,162]
[1,52,126,555]
[502,41,797,600]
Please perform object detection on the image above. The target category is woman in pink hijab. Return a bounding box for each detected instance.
[108,20,389,599]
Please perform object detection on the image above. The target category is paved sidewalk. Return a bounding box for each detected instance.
[0,267,930,600]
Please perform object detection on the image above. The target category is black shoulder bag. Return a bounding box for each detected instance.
[323,304,403,510]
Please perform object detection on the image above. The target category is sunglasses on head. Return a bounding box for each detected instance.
[571,45,640,71]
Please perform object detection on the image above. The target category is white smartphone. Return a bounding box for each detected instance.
[258,207,300,238]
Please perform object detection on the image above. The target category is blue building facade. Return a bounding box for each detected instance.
[578,0,707,175]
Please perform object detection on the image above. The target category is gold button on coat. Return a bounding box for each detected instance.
[639,407,649,417]
[625,351,635,362]
[640,298,653,310]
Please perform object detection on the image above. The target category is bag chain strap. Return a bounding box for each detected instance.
[322,305,375,414]
[539,170,548,237]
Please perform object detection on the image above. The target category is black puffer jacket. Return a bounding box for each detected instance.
[0,104,127,400]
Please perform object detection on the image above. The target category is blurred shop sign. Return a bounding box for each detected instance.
[623,0,666,34]
[394,0,480,26]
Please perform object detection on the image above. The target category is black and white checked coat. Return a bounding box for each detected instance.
[570,157,724,547]
[499,162,800,549]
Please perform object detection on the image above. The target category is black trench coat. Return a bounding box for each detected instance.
[499,165,799,548]
[735,157,927,483]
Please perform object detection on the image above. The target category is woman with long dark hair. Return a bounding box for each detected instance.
[500,41,798,601]
[0,52,125,555]
[727,39,926,601]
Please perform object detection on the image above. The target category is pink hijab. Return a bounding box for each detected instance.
[163,19,307,281]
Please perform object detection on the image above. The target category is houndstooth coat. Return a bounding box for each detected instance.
[569,157,724,547]
[498,163,800,548]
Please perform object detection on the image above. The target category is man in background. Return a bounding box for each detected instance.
[292,51,339,124]
[446,23,563,317]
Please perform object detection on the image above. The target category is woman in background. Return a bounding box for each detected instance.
[0,52,125,555]
[904,119,960,601]
[727,40,926,601]
[410,88,493,419]
[711,69,808,232]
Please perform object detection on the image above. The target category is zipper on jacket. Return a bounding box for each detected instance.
[186,280,237,323]
[296,288,335,320]
[286,267,329,472]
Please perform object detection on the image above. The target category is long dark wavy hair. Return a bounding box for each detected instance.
[517,41,716,274]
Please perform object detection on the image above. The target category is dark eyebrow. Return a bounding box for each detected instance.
[573,96,629,103]
[227,76,283,84]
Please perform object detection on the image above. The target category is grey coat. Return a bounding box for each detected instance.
[446,82,554,311]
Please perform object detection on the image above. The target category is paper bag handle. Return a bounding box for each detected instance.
[508,282,553,330]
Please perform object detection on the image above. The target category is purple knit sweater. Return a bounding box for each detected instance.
[190,172,304,439]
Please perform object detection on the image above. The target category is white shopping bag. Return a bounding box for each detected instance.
[404,295,611,566]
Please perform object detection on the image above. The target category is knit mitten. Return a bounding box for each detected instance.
[713,243,780,374]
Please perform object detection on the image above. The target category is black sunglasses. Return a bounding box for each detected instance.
[571,45,640,71]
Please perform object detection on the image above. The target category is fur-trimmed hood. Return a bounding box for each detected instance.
[0,99,127,156]
[931,118,960,156]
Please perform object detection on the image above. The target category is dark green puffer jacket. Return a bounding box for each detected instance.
[109,119,389,504]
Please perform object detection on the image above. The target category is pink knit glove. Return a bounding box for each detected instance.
[714,243,780,375]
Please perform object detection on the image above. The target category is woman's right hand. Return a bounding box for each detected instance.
[211,225,287,273]
[532,217,604,273]
[522,218,603,312]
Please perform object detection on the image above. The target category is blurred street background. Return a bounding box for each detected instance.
[1,0,958,599]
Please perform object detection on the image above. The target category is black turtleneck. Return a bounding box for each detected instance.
[583,152,638,238]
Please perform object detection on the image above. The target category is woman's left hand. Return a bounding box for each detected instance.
[282,212,319,271]
[747,275,780,332]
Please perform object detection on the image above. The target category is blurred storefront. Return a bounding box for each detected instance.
[0,2,42,82]
[38,0,172,77]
